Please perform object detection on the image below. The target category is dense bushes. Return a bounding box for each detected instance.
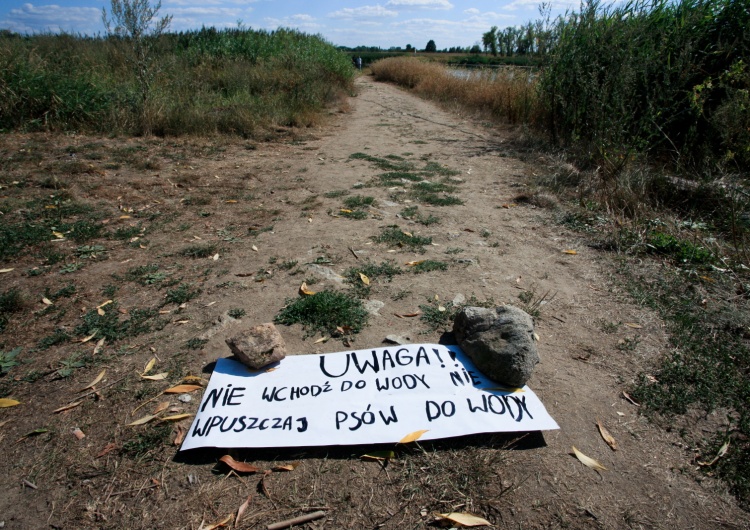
[0,27,355,136]
[540,0,750,173]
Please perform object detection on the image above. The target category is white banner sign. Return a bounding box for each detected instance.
[180,344,558,450]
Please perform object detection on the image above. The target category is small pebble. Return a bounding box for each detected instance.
[178,394,192,403]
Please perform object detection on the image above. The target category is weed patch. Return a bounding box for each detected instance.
[179,244,217,259]
[75,304,159,341]
[275,290,368,337]
[372,226,432,253]
[164,284,201,305]
[411,260,448,274]
[343,195,376,209]
[624,264,750,506]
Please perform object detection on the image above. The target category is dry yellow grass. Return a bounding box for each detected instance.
[370,57,540,124]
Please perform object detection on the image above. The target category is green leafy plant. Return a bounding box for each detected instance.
[164,283,201,305]
[0,347,22,375]
[227,308,246,319]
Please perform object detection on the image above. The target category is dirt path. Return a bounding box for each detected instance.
[1,76,748,529]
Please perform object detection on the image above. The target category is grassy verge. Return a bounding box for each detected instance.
[0,27,355,137]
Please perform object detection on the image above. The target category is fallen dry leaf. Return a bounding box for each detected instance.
[42,297,53,306]
[143,357,156,375]
[235,495,252,526]
[97,300,113,309]
[128,414,157,426]
[225,199,238,203]
[258,471,271,498]
[405,260,425,266]
[78,369,106,392]
[152,402,169,415]
[624,322,642,329]
[80,332,98,343]
[313,336,328,344]
[96,442,118,458]
[572,446,607,472]
[0,268,14,273]
[299,282,316,296]
[0,398,21,408]
[179,375,205,385]
[272,462,300,472]
[160,413,192,422]
[436,512,491,527]
[199,514,233,530]
[562,249,578,255]
[394,311,421,318]
[596,419,618,451]
[399,429,429,444]
[164,384,202,394]
[53,401,83,414]
[698,440,730,467]
[141,372,169,381]
[361,450,395,462]
[219,455,262,474]
[251,245,258,252]
[173,425,187,446]
[622,391,641,407]
[93,337,105,355]
[359,272,370,285]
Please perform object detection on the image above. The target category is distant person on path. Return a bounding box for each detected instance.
[356,56,362,70]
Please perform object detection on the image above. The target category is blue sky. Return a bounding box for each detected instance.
[0,1,580,49]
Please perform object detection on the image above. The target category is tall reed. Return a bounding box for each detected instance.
[370,57,539,124]
[0,28,355,136]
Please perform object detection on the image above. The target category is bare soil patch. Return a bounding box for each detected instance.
[0,76,747,529]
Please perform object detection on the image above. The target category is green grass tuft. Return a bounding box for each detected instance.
[275,290,368,337]
[372,225,432,253]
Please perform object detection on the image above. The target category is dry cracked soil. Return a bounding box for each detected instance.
[0,76,748,529]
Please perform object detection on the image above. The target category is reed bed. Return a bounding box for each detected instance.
[0,27,355,136]
[370,57,539,125]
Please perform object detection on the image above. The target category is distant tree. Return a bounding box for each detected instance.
[469,44,481,54]
[425,39,437,53]
[405,43,413,51]
[102,0,172,131]
[482,26,498,56]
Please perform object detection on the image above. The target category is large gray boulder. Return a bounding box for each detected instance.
[452,305,539,387]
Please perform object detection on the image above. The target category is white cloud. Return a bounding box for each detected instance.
[167,7,244,17]
[263,14,322,31]
[385,0,454,10]
[503,0,578,11]
[1,3,102,34]
[464,8,480,15]
[165,0,258,5]
[328,5,398,19]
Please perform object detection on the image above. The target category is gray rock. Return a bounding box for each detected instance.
[305,263,344,283]
[225,323,287,370]
[452,305,539,387]
[383,334,412,345]
[363,299,385,316]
